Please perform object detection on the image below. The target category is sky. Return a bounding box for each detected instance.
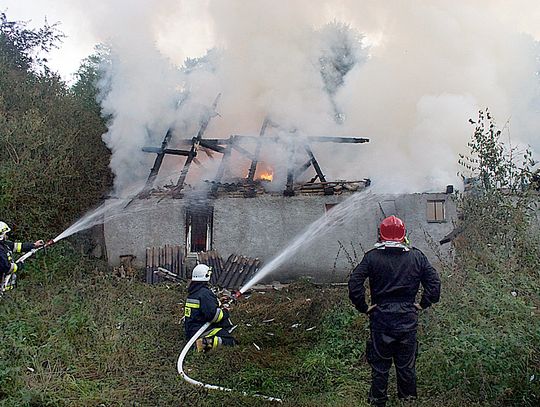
[4,1,540,81]
[3,0,96,80]
[3,1,540,195]
[2,0,213,81]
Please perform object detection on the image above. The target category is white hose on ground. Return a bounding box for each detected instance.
[177,321,283,403]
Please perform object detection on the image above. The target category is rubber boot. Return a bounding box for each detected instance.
[195,337,213,352]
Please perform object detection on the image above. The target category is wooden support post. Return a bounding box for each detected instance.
[210,136,233,197]
[304,144,326,183]
[284,140,296,196]
[174,94,221,194]
[142,129,174,195]
[304,144,334,195]
[295,158,314,178]
[245,117,270,194]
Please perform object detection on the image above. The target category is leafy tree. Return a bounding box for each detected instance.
[0,12,64,72]
[457,109,539,272]
[0,14,111,239]
[71,45,111,112]
[459,109,536,192]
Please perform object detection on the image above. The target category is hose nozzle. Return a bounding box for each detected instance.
[44,239,55,247]
[232,290,242,300]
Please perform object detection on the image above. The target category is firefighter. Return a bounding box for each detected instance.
[348,215,441,406]
[184,264,237,352]
[0,221,44,291]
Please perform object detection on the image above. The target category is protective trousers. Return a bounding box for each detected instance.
[193,324,238,352]
[202,326,237,347]
[366,330,417,406]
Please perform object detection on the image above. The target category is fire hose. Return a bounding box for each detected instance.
[177,316,283,402]
[1,239,56,293]
[16,239,56,263]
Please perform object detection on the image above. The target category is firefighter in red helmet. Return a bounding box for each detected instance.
[348,216,441,406]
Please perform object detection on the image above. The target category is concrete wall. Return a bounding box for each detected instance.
[103,191,457,282]
[104,199,186,265]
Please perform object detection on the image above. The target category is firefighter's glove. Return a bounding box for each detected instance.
[219,295,235,309]
[34,240,45,248]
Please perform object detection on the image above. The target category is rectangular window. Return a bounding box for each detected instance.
[186,206,213,253]
[427,200,445,222]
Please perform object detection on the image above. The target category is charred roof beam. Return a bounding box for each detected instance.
[173,93,222,194]
[142,147,191,156]
[245,118,270,197]
[170,135,369,144]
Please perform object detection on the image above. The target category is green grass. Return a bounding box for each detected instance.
[0,243,538,406]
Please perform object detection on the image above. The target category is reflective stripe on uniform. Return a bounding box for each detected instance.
[185,298,200,308]
[213,336,221,348]
[14,242,22,253]
[211,308,224,323]
[9,263,18,273]
[203,327,222,338]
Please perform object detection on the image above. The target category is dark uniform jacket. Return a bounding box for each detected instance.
[184,282,232,339]
[0,240,35,277]
[348,246,441,332]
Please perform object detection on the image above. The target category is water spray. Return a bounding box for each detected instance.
[238,191,378,294]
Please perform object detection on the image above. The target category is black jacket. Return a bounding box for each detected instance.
[0,240,35,277]
[348,246,441,332]
[184,282,232,339]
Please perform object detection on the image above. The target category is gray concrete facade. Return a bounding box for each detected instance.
[103,191,457,282]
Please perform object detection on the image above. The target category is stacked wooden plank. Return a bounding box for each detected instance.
[145,245,186,283]
[197,250,225,285]
[215,254,261,290]
[297,180,369,195]
[145,247,260,289]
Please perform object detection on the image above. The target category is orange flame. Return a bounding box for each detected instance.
[259,171,273,182]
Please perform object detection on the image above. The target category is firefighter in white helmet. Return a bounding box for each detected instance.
[184,263,237,352]
[0,221,44,291]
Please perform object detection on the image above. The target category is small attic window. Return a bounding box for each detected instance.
[427,200,445,222]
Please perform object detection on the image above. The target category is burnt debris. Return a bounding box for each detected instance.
[138,96,370,199]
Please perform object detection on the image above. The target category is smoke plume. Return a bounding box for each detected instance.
[76,0,540,194]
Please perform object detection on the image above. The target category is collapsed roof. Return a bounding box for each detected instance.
[137,94,371,200]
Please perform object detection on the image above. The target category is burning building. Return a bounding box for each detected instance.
[103,96,457,283]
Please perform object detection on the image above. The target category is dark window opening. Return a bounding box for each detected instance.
[427,200,445,222]
[186,206,213,252]
[325,203,338,212]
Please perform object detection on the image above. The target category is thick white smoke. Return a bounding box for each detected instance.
[75,0,540,194]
